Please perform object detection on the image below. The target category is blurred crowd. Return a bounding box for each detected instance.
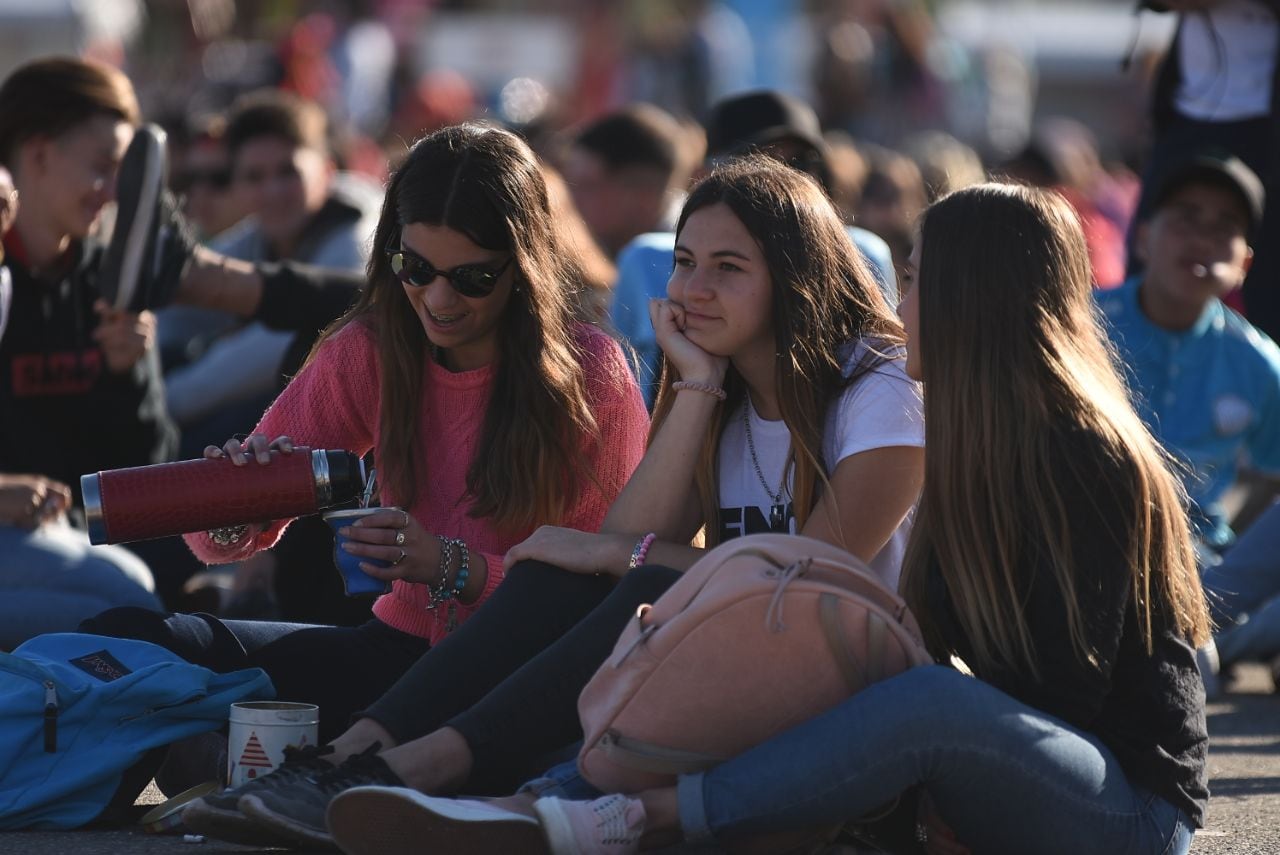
[0,0,1277,699]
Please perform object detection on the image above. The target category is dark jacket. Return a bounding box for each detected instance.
[925,427,1209,827]
[0,235,176,504]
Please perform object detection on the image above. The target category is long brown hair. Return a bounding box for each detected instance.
[311,124,599,534]
[650,155,904,546]
[899,183,1210,680]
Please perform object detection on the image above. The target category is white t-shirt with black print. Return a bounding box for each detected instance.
[716,342,925,588]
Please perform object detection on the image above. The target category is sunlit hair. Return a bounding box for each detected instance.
[309,123,599,534]
[650,154,904,546]
[899,183,1210,679]
[0,57,139,167]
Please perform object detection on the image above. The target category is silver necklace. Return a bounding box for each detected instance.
[741,399,787,529]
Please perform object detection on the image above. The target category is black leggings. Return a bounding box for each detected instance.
[79,560,648,747]
[79,610,429,744]
[363,562,681,792]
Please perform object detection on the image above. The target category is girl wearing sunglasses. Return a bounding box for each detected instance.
[85,123,649,784]
[186,155,928,849]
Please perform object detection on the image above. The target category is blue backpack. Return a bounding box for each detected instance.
[0,633,274,829]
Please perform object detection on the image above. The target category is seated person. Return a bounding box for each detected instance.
[175,154,926,850]
[331,182,1210,855]
[1098,151,1280,683]
[611,90,896,405]
[161,89,379,456]
[0,59,169,633]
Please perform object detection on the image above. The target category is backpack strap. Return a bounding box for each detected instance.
[819,593,869,693]
[819,593,892,693]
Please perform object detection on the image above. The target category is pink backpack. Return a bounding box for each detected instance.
[577,533,934,794]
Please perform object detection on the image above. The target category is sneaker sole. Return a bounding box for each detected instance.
[327,788,549,855]
[239,792,338,850]
[181,797,298,847]
[112,124,165,311]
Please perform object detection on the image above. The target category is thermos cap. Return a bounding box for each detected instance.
[82,472,105,546]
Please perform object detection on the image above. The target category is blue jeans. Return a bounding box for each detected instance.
[0,520,160,650]
[1201,500,1280,664]
[527,667,1194,855]
[678,666,1193,855]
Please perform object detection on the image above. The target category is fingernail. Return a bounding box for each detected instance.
[339,527,350,536]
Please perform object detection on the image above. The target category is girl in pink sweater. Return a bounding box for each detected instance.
[83,125,648,757]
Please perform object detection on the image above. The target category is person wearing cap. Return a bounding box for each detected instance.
[610,90,896,406]
[1098,151,1280,690]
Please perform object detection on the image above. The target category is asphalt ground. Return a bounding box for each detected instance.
[2,665,1277,854]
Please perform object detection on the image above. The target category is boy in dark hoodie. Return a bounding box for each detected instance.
[0,70,165,646]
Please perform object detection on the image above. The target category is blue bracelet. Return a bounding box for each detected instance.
[452,540,470,600]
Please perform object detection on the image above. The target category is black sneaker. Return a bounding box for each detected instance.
[238,742,403,849]
[99,123,196,312]
[181,743,336,847]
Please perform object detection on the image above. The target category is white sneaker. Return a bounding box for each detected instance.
[535,794,646,855]
[326,786,547,855]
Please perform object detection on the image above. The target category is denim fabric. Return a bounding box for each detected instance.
[0,521,160,650]
[678,666,1194,855]
[1203,501,1280,663]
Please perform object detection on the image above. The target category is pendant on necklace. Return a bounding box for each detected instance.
[770,504,785,529]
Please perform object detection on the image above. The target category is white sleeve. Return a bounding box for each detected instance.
[827,359,925,466]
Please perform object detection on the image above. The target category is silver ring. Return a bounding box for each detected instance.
[915,822,929,844]
[395,530,406,546]
[392,549,406,567]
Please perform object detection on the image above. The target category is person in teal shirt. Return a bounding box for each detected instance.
[1101,151,1280,686]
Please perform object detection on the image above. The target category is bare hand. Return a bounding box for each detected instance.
[649,298,728,386]
[205,433,295,466]
[918,792,970,855]
[504,526,633,576]
[0,474,71,528]
[336,507,442,585]
[92,301,155,374]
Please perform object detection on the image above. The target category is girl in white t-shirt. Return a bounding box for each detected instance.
[200,155,924,848]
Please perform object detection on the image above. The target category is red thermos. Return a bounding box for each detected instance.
[82,448,365,545]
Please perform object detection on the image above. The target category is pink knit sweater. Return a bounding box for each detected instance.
[185,320,650,644]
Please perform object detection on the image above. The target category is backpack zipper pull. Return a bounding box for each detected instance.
[43,681,58,753]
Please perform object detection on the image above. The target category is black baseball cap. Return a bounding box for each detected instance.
[1151,151,1265,237]
[704,90,827,160]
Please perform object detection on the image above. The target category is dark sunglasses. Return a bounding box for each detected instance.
[384,237,512,298]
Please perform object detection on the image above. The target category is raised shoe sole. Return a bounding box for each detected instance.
[105,124,165,311]
[326,787,549,855]
[181,795,298,848]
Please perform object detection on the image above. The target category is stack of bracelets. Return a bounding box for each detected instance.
[428,535,470,610]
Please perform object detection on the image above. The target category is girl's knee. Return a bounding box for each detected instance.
[78,605,170,638]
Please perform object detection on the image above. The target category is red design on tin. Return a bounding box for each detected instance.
[239,732,273,775]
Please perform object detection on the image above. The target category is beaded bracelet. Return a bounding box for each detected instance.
[427,535,456,610]
[628,532,657,570]
[452,539,470,600]
[671,380,727,401]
